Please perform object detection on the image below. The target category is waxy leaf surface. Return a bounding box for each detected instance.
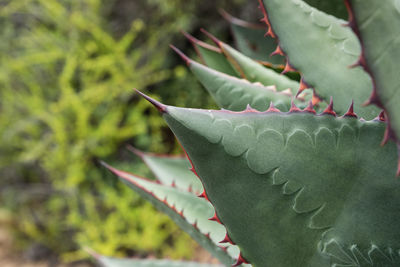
[260,0,380,119]
[155,99,400,267]
[348,0,400,142]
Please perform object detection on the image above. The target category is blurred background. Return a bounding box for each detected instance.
[0,0,264,266]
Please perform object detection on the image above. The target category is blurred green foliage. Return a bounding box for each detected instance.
[0,0,250,263]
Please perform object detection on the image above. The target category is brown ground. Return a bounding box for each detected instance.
[0,226,47,267]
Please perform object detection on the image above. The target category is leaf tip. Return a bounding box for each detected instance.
[135,89,167,113]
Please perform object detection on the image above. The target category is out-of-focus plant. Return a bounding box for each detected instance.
[0,0,200,262]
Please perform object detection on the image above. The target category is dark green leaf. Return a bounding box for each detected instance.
[154,98,400,267]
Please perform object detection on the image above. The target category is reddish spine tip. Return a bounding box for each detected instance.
[281,61,296,74]
[343,101,357,118]
[200,28,221,47]
[266,102,280,112]
[344,0,355,26]
[170,45,192,66]
[181,30,200,45]
[233,253,249,266]
[378,111,386,121]
[289,100,301,112]
[219,233,235,245]
[171,181,176,188]
[135,89,167,113]
[296,78,309,97]
[258,0,276,38]
[198,191,209,201]
[312,92,322,106]
[209,213,222,224]
[381,125,396,146]
[322,97,336,116]
[271,45,284,56]
[363,89,382,107]
[303,100,316,114]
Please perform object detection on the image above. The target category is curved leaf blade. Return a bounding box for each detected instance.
[346,0,400,144]
[218,41,300,93]
[143,94,400,266]
[128,147,203,194]
[101,162,236,266]
[187,58,311,112]
[260,0,380,119]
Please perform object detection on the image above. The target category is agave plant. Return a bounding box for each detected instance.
[96,0,400,266]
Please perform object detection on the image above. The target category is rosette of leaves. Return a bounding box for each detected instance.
[97,0,400,266]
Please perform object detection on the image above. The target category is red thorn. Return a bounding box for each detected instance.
[381,124,397,146]
[171,204,177,212]
[181,30,200,45]
[343,101,357,118]
[312,92,322,106]
[303,101,316,114]
[198,191,209,201]
[271,45,284,56]
[192,221,198,229]
[378,111,386,121]
[322,97,336,116]
[243,104,257,113]
[204,233,211,239]
[178,210,184,217]
[363,89,382,107]
[296,78,309,97]
[289,100,301,112]
[171,181,176,188]
[344,0,356,29]
[258,0,276,38]
[281,61,296,74]
[135,89,167,113]
[209,212,222,224]
[170,45,192,66]
[233,253,249,266]
[266,102,280,112]
[219,233,235,245]
[200,28,221,47]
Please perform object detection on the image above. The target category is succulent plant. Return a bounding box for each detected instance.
[96,0,400,266]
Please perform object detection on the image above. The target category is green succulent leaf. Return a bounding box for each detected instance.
[220,10,285,66]
[188,58,314,112]
[346,0,400,144]
[101,162,236,266]
[260,0,380,119]
[216,41,300,93]
[128,146,203,194]
[94,255,224,267]
[304,0,348,19]
[141,93,400,267]
[182,32,239,77]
